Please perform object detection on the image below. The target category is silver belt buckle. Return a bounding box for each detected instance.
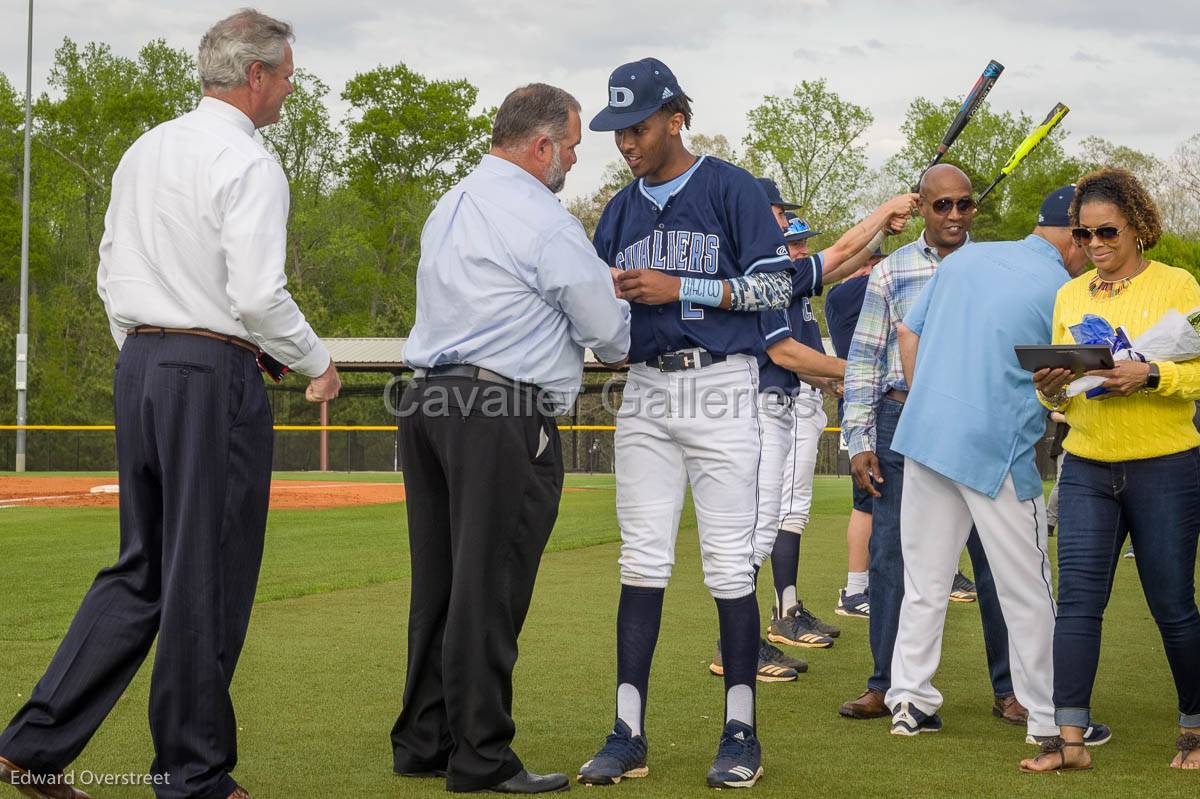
[680,347,704,370]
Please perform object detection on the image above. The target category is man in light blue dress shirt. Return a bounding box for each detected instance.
[884,187,1092,742]
[393,83,630,795]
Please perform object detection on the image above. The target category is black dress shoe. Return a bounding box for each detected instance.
[475,769,569,793]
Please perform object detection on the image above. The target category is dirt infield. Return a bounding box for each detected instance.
[0,476,407,510]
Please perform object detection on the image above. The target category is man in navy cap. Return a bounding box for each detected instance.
[884,187,1108,748]
[577,56,912,790]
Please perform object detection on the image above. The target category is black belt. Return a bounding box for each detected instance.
[642,348,727,372]
[412,364,538,392]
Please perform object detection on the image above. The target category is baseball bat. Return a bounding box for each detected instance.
[913,59,1004,190]
[977,102,1070,202]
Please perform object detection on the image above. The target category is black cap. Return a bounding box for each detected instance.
[757,177,801,210]
[589,58,684,132]
[783,217,819,242]
[1038,184,1076,227]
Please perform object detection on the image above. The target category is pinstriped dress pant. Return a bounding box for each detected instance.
[0,333,273,799]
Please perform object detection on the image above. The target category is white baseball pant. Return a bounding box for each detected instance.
[886,458,1058,737]
[779,386,826,534]
[615,355,763,599]
[751,392,794,567]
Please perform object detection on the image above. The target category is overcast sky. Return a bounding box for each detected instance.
[1,0,1197,201]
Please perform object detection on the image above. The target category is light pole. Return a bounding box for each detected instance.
[15,0,32,472]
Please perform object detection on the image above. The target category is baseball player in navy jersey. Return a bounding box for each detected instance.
[710,189,915,683]
[575,58,849,790]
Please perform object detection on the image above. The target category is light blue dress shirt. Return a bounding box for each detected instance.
[403,154,631,412]
[891,234,1069,500]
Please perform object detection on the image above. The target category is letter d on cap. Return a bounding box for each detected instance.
[609,86,634,108]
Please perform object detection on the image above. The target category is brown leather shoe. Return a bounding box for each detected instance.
[839,688,889,719]
[0,755,91,799]
[227,788,251,799]
[992,694,1028,725]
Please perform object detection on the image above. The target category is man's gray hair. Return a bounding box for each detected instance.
[491,84,581,150]
[198,9,294,92]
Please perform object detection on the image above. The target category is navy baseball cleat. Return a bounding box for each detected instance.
[578,719,649,785]
[710,639,804,682]
[890,701,943,736]
[949,571,978,603]
[1027,722,1112,748]
[835,589,870,619]
[706,720,762,789]
[767,603,835,648]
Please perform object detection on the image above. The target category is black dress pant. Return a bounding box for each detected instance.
[0,332,273,799]
[391,377,563,792]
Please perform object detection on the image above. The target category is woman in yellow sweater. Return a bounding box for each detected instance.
[1020,168,1200,773]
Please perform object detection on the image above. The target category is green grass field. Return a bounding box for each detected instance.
[0,473,1196,797]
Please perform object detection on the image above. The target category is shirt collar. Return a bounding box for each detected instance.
[1022,233,1064,265]
[918,230,971,264]
[479,153,556,198]
[197,96,257,137]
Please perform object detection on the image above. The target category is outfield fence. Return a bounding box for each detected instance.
[1,377,1065,475]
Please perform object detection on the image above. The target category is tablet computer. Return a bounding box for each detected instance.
[1014,344,1114,374]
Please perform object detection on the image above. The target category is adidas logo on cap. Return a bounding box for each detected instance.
[662,87,674,100]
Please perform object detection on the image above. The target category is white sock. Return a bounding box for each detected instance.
[617,683,642,736]
[726,684,754,727]
[846,571,869,595]
[777,585,797,615]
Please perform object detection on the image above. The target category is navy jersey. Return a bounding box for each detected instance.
[759,253,827,394]
[593,156,793,362]
[824,272,869,420]
[825,273,869,360]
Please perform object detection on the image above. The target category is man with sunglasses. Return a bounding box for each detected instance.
[883,186,1093,741]
[839,164,1020,726]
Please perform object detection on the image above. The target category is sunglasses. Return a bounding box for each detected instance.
[1071,224,1127,245]
[928,196,976,215]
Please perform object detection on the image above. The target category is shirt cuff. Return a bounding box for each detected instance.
[1155,360,1180,396]
[288,340,333,379]
[846,430,874,459]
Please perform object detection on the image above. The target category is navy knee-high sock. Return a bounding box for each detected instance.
[615,585,664,737]
[715,593,758,729]
[771,530,801,613]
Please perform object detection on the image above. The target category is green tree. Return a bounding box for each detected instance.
[743,79,873,230]
[567,159,632,238]
[339,64,494,331]
[887,97,1081,242]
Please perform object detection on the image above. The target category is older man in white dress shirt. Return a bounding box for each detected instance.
[0,11,334,799]
[392,83,631,794]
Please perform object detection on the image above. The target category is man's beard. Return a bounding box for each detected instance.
[544,142,566,194]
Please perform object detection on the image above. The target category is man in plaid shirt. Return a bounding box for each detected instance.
[837,164,1023,726]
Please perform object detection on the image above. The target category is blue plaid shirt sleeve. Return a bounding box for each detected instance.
[842,264,891,458]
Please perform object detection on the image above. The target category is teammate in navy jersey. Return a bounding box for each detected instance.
[710,197,913,682]
[825,248,883,620]
[576,57,853,791]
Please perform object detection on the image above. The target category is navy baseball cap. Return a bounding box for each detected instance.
[758,178,801,210]
[784,217,819,242]
[590,58,684,132]
[1038,184,1076,227]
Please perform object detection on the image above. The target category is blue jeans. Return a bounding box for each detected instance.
[1054,449,1200,728]
[867,398,1014,696]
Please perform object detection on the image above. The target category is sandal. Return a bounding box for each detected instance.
[1174,733,1200,769]
[1020,736,1092,773]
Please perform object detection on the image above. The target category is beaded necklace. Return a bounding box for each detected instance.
[1088,257,1148,299]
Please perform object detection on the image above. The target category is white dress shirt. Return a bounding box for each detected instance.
[97,96,330,377]
[404,154,631,411]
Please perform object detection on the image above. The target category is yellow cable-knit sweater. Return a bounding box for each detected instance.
[1048,260,1200,462]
